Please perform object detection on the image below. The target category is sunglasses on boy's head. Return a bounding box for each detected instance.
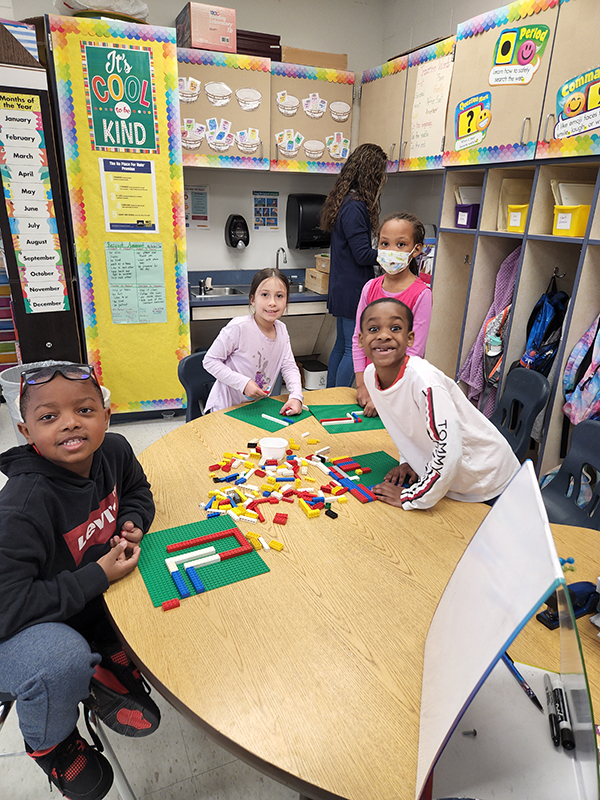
[19,364,99,403]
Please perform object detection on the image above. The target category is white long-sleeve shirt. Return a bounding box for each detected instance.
[203,315,303,413]
[364,356,519,510]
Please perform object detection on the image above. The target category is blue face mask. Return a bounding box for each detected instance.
[377,246,415,275]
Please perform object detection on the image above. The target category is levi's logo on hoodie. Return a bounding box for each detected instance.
[64,486,118,565]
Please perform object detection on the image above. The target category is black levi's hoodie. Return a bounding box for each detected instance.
[0,432,154,643]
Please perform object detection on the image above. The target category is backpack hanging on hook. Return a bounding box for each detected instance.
[519,275,569,376]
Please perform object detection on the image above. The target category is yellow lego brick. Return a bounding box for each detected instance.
[337,496,348,504]
[295,478,302,488]
[250,538,262,550]
[249,452,260,459]
[289,439,296,446]
[219,504,232,512]
[304,476,316,483]
[306,439,320,445]
[223,452,234,459]
[331,455,351,464]
[269,540,284,551]
[218,460,227,466]
[331,486,342,495]
[244,510,258,519]
[289,444,300,451]
[266,476,277,485]
[355,469,363,475]
[244,461,254,469]
[299,499,320,519]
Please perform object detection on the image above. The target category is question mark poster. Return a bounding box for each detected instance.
[455,93,491,152]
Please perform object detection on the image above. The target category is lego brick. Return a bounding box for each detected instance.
[185,566,206,593]
[171,570,191,598]
[325,509,338,519]
[138,518,269,607]
[162,598,180,611]
[273,513,288,525]
[306,438,320,444]
[209,464,221,471]
[269,540,284,551]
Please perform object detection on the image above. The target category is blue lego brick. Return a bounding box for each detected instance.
[206,511,220,519]
[223,473,239,482]
[276,477,294,482]
[235,477,246,485]
[185,565,206,593]
[262,491,271,497]
[206,496,215,510]
[171,569,191,598]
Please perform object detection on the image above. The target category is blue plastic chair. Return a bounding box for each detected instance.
[178,351,216,422]
[541,419,600,530]
[490,368,550,462]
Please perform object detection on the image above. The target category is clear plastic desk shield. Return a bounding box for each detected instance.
[416,461,599,800]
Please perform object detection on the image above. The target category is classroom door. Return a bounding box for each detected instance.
[358,57,407,172]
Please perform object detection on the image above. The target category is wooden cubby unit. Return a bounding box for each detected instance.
[432,159,600,476]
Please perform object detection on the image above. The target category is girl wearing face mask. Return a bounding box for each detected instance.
[353,212,432,416]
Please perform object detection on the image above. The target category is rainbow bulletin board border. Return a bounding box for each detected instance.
[48,15,189,413]
[446,0,558,167]
[178,48,271,170]
[309,403,386,434]
[224,397,313,432]
[138,516,269,607]
[270,62,354,174]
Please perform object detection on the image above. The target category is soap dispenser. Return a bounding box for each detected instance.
[225,214,250,249]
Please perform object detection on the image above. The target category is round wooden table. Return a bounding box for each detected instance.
[105,387,600,800]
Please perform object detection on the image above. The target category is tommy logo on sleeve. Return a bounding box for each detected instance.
[63,486,119,564]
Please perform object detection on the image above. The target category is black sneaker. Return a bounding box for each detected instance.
[85,657,160,737]
[26,727,113,800]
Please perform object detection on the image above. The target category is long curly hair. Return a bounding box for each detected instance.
[320,143,387,233]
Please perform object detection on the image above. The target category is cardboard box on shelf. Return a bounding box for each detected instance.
[176,3,236,53]
[305,268,329,294]
[281,46,347,71]
[314,254,330,273]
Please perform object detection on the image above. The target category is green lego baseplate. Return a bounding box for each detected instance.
[224,396,312,432]
[338,451,399,488]
[309,403,385,434]
[138,516,270,607]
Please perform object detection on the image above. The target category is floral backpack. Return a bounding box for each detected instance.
[563,312,600,425]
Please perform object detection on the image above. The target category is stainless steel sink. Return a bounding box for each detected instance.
[289,284,306,293]
[191,286,245,298]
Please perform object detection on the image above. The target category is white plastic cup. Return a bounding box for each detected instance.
[259,437,288,461]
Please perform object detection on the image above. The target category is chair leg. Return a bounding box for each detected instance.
[85,707,137,800]
[0,699,27,758]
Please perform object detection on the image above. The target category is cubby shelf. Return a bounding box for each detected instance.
[427,158,600,475]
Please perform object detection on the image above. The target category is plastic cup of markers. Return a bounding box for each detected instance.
[259,437,288,461]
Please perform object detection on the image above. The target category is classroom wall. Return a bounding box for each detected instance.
[381,0,508,60]
[15,0,385,75]
[0,0,14,21]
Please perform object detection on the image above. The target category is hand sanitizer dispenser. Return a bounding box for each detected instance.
[225,214,250,249]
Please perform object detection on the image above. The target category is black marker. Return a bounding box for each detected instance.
[544,673,560,747]
[553,677,576,751]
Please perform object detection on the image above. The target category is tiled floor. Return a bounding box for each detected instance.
[0,403,299,800]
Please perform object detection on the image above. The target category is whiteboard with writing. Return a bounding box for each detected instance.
[410,55,454,158]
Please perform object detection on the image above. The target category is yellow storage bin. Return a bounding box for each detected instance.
[553,204,591,237]
[506,204,528,233]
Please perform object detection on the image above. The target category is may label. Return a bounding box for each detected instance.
[81,42,159,154]
[489,25,550,86]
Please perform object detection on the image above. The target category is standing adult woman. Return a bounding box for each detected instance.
[320,143,388,387]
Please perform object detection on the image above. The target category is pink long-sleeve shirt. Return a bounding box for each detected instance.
[352,276,433,372]
[203,315,303,413]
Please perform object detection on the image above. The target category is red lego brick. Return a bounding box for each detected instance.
[162,598,180,611]
[281,496,295,503]
[208,464,221,472]
[286,449,293,456]
[265,459,278,466]
[360,467,372,474]
[268,496,279,504]
[255,469,266,478]
[350,487,370,503]
[221,463,232,473]
[256,509,265,523]
[273,513,288,525]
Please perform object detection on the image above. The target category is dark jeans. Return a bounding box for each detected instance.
[326,316,356,388]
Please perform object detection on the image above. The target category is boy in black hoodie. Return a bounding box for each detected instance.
[0,364,160,800]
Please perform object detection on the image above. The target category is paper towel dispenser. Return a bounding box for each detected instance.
[286,194,330,250]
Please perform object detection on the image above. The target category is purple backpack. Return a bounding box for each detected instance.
[563,312,600,425]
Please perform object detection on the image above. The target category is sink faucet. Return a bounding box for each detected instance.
[276,247,287,271]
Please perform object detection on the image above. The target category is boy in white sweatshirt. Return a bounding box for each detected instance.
[359,298,519,510]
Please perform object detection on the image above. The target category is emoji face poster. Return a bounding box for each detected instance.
[489,24,550,86]
[454,92,492,151]
[553,68,600,140]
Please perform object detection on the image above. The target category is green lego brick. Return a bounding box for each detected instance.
[308,403,385,434]
[138,516,270,607]
[224,397,312,432]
